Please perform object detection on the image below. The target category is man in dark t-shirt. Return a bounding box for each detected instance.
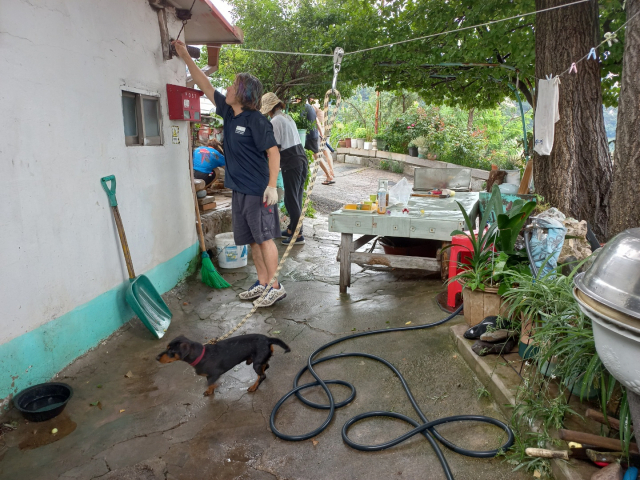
[173,40,286,307]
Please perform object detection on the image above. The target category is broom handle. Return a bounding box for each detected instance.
[188,132,207,254]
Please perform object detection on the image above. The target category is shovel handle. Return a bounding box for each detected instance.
[101,175,118,207]
[100,175,135,279]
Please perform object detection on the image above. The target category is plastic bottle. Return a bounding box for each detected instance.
[378,179,389,207]
[377,182,387,214]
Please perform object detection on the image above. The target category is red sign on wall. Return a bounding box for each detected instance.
[166,84,204,121]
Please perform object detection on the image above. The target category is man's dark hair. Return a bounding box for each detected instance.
[233,73,263,111]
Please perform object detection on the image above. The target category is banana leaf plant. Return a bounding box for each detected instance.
[448,190,499,291]
[449,185,536,292]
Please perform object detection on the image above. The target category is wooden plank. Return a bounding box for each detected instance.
[337,235,376,262]
[351,252,439,271]
[339,233,353,293]
[518,159,533,194]
[352,235,376,252]
[156,8,172,61]
[200,202,217,211]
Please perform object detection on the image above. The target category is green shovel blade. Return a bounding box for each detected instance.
[126,275,172,339]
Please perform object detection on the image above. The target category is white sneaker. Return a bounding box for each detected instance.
[254,285,287,307]
[239,281,267,300]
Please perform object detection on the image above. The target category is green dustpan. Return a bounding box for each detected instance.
[101,175,172,339]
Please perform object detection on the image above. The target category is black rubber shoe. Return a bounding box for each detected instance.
[463,316,498,340]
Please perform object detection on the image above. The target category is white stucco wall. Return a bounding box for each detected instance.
[0,0,197,345]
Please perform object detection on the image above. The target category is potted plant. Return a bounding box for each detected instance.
[290,109,312,146]
[451,186,536,327]
[364,128,374,150]
[412,136,430,158]
[354,127,366,149]
[374,133,387,151]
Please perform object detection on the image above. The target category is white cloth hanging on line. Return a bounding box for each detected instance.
[534,76,561,156]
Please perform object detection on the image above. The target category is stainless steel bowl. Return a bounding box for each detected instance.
[574,227,640,320]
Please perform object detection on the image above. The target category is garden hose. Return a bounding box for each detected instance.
[270,304,515,480]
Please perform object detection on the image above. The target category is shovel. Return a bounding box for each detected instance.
[101,175,172,339]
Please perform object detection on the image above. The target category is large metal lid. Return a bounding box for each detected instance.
[574,228,640,320]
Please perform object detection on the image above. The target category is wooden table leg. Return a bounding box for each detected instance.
[339,233,353,293]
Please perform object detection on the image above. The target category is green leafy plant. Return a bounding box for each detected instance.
[354,127,366,139]
[289,105,313,131]
[411,136,429,148]
[449,188,499,291]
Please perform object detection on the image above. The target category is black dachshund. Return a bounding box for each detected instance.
[157,334,290,397]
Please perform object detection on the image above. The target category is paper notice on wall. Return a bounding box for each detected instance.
[172,125,180,144]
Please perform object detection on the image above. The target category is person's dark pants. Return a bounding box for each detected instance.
[194,169,216,187]
[282,161,308,235]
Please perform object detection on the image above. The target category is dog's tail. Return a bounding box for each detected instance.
[268,337,291,353]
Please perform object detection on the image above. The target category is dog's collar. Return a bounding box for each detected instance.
[190,346,206,367]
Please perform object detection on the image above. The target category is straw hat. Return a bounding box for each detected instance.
[260,92,284,115]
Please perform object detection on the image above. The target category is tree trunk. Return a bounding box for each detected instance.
[533,0,613,239]
[467,108,475,131]
[609,0,640,238]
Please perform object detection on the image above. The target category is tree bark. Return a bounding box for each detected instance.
[609,0,640,238]
[467,107,475,131]
[533,0,613,239]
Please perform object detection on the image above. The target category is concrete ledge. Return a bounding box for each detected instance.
[200,205,232,250]
[450,323,599,480]
[450,324,515,414]
[345,155,363,165]
[335,145,494,188]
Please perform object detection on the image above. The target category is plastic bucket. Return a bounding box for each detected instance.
[214,233,248,269]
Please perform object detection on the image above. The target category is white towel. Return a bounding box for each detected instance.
[534,77,561,156]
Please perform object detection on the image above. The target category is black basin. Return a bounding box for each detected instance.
[13,382,73,422]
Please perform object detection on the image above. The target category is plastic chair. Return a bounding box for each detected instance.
[447,233,475,309]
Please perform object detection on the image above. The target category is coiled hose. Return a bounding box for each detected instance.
[270,304,515,480]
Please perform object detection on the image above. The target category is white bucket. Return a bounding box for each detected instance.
[214,232,248,269]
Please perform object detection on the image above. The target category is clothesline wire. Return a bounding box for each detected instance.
[346,0,589,55]
[555,8,640,78]
[208,0,589,57]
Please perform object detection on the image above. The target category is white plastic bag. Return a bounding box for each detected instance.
[389,177,412,205]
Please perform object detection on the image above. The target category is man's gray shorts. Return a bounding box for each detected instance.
[232,191,280,245]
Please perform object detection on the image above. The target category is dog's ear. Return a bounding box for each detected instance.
[178,342,191,359]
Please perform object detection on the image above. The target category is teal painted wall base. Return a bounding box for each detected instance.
[0,243,198,402]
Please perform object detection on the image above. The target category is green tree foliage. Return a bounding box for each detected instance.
[212,0,625,108]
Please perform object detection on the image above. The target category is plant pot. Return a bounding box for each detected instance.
[363,141,372,150]
[461,286,503,327]
[376,140,387,150]
[564,374,600,400]
[345,138,351,148]
[298,129,307,147]
[519,313,539,359]
[417,147,428,159]
[408,146,418,157]
[338,140,347,148]
[356,138,365,149]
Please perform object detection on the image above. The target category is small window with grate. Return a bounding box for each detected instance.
[121,91,163,146]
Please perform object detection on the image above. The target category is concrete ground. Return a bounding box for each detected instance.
[311,162,408,214]
[0,166,529,480]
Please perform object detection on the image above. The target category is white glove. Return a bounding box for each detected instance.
[263,186,279,206]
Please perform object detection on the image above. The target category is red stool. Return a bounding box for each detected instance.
[447,233,475,309]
